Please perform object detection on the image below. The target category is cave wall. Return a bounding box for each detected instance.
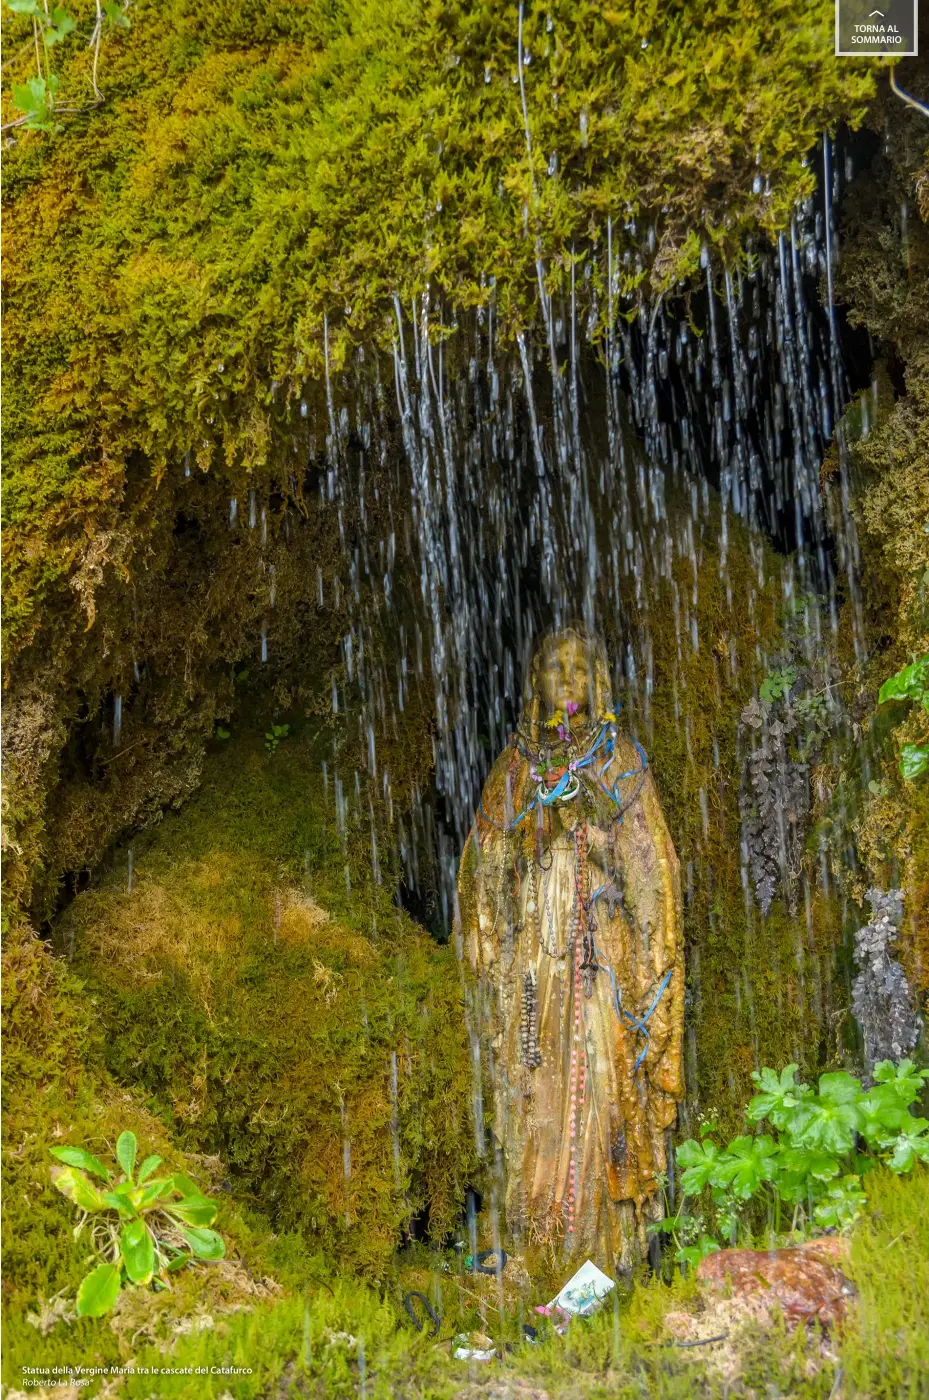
[826,74,929,996]
[2,0,875,925]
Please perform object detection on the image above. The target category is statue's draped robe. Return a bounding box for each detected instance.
[460,734,684,1270]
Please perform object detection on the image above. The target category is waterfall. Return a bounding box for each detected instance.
[312,138,864,936]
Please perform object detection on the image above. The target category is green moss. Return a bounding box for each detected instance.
[0,918,335,1385]
[11,1171,922,1399]
[842,1164,929,1396]
[54,719,476,1276]
[1,720,475,1383]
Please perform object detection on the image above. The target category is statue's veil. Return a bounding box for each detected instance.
[520,625,614,746]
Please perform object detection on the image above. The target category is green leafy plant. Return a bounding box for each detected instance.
[878,655,929,780]
[10,71,60,133]
[759,666,797,705]
[102,0,130,30]
[647,1202,720,1271]
[49,1130,225,1317]
[648,1126,726,1270]
[671,1060,929,1252]
[3,0,129,133]
[215,725,231,741]
[265,722,290,754]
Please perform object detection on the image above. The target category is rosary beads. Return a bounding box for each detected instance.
[520,967,542,1069]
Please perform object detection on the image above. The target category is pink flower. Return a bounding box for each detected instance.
[557,724,567,740]
[566,701,579,715]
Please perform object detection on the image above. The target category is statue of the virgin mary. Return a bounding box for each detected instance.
[458,627,684,1271]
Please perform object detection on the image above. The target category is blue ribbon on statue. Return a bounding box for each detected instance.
[594,738,649,812]
[478,708,647,832]
[589,939,675,1075]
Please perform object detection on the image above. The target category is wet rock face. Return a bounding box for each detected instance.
[851,889,921,1081]
[697,1236,855,1328]
[739,697,812,916]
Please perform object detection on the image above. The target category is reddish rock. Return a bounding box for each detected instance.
[696,1236,854,1327]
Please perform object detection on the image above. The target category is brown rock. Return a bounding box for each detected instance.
[696,1236,855,1327]
[797,1234,850,1267]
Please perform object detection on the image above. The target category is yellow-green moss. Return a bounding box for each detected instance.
[842,1164,929,1396]
[52,721,476,1275]
[1,918,334,1386]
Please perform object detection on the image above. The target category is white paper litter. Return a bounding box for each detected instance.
[546,1259,615,1317]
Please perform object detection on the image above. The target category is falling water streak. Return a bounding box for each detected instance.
[390,1051,401,1184]
[357,1338,367,1400]
[516,3,534,170]
[822,132,866,664]
[340,1097,352,1225]
[113,695,122,746]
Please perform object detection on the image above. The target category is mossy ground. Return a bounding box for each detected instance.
[6,1153,927,1398]
[1,915,342,1389]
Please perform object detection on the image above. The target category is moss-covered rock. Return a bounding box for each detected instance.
[51,721,476,1274]
[603,487,848,1130]
[2,723,478,1390]
[1,916,322,1389]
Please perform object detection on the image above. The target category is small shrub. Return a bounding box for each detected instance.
[879,654,929,780]
[264,723,290,754]
[49,1130,225,1316]
[658,1060,929,1263]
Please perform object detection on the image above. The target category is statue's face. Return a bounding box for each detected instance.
[537,633,590,721]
